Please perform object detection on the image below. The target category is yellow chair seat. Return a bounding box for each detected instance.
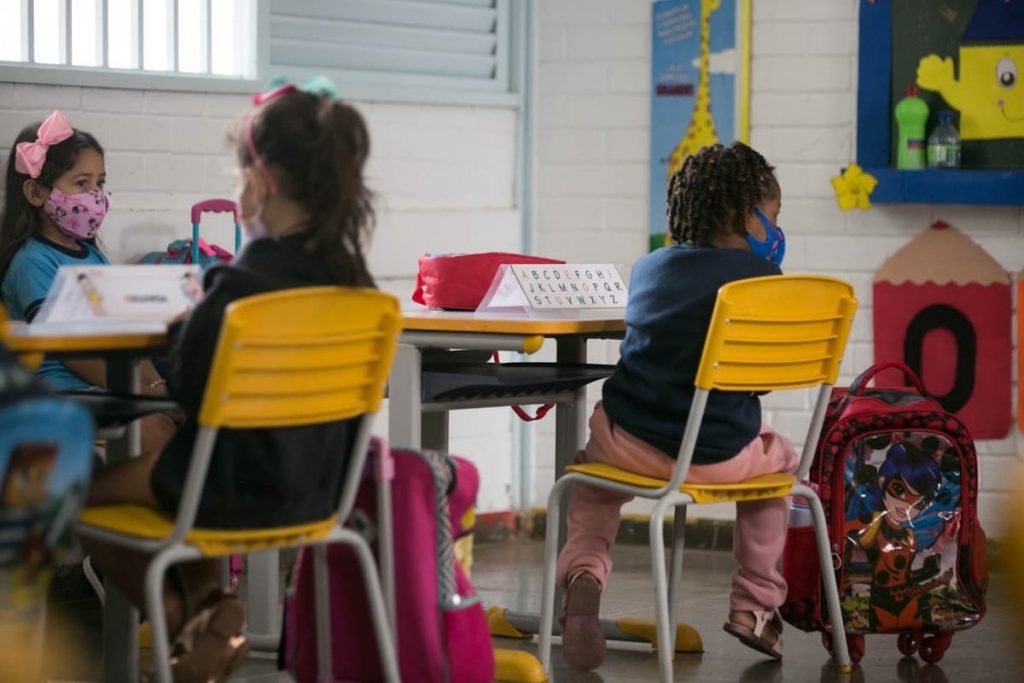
[79,505,337,556]
[567,463,796,504]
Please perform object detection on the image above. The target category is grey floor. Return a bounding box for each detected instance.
[226,539,1021,683]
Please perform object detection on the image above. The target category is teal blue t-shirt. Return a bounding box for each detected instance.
[1,236,109,390]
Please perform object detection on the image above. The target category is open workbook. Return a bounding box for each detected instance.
[25,265,202,335]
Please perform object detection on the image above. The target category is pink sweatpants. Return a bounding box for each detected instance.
[555,403,799,612]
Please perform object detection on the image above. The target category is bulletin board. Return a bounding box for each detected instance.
[890,0,1024,169]
[648,0,751,251]
[857,0,1024,204]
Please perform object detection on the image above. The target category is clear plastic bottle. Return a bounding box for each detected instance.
[927,110,961,169]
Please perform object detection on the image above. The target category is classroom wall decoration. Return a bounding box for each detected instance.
[648,0,751,251]
[873,221,1012,439]
[916,0,1024,143]
[890,0,1024,169]
[1017,276,1024,433]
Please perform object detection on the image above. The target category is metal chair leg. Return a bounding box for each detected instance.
[668,505,687,640]
[538,477,568,673]
[800,486,852,671]
[339,529,401,682]
[650,497,675,683]
[143,551,176,683]
[313,544,334,682]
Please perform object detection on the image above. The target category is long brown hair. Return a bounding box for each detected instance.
[1,124,104,278]
[237,91,374,286]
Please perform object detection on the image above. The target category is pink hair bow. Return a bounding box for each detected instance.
[15,110,74,178]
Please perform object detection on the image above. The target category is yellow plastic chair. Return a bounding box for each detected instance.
[1,307,44,370]
[77,287,402,683]
[537,275,858,682]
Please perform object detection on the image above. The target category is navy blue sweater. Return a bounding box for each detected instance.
[601,246,781,464]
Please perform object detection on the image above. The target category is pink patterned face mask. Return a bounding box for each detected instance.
[43,187,109,240]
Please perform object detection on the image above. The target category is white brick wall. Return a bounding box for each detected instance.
[534,0,1024,537]
[0,82,521,512]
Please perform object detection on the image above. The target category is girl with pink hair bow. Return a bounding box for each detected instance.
[1,110,177,455]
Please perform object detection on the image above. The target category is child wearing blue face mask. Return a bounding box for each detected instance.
[557,142,793,671]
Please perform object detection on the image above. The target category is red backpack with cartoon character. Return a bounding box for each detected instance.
[781,361,988,664]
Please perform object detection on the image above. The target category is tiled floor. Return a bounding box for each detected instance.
[224,538,1020,682]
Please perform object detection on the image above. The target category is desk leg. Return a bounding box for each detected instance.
[389,344,422,450]
[552,337,587,617]
[244,551,280,651]
[380,342,424,641]
[101,358,140,683]
[422,412,448,454]
[554,337,587,520]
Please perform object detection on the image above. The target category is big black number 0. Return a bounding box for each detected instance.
[903,304,975,413]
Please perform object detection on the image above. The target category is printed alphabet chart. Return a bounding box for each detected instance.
[477,263,628,314]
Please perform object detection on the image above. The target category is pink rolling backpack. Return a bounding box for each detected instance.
[281,439,494,682]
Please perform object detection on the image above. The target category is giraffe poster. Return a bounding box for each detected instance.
[649,0,751,251]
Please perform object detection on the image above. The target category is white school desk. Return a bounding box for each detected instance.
[6,323,166,683]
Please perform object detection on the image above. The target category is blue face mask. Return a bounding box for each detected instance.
[747,208,786,267]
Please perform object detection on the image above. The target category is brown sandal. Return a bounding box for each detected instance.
[162,592,249,683]
[723,609,784,660]
[560,572,605,671]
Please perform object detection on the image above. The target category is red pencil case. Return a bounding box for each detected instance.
[411,252,565,311]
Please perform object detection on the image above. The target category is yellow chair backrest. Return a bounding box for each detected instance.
[198,287,401,429]
[696,275,857,392]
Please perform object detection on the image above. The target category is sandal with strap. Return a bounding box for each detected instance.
[723,609,784,660]
[156,591,249,683]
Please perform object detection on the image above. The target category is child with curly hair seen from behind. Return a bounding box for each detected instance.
[557,142,794,670]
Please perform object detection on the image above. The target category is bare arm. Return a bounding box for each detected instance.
[63,359,107,388]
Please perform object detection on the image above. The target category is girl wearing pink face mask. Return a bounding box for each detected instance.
[1,111,176,453]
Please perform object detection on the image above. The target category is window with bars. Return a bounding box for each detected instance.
[0,0,259,90]
[0,0,525,105]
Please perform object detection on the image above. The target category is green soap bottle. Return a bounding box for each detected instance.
[895,85,929,170]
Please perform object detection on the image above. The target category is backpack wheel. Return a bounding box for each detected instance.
[919,633,952,664]
[897,632,921,656]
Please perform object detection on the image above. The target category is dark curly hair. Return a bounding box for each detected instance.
[234,91,374,286]
[666,142,778,246]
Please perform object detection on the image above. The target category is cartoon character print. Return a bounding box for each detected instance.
[42,188,108,240]
[916,0,1024,141]
[1,444,59,604]
[843,437,956,632]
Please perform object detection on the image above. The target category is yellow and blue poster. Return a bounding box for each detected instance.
[649,0,750,251]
